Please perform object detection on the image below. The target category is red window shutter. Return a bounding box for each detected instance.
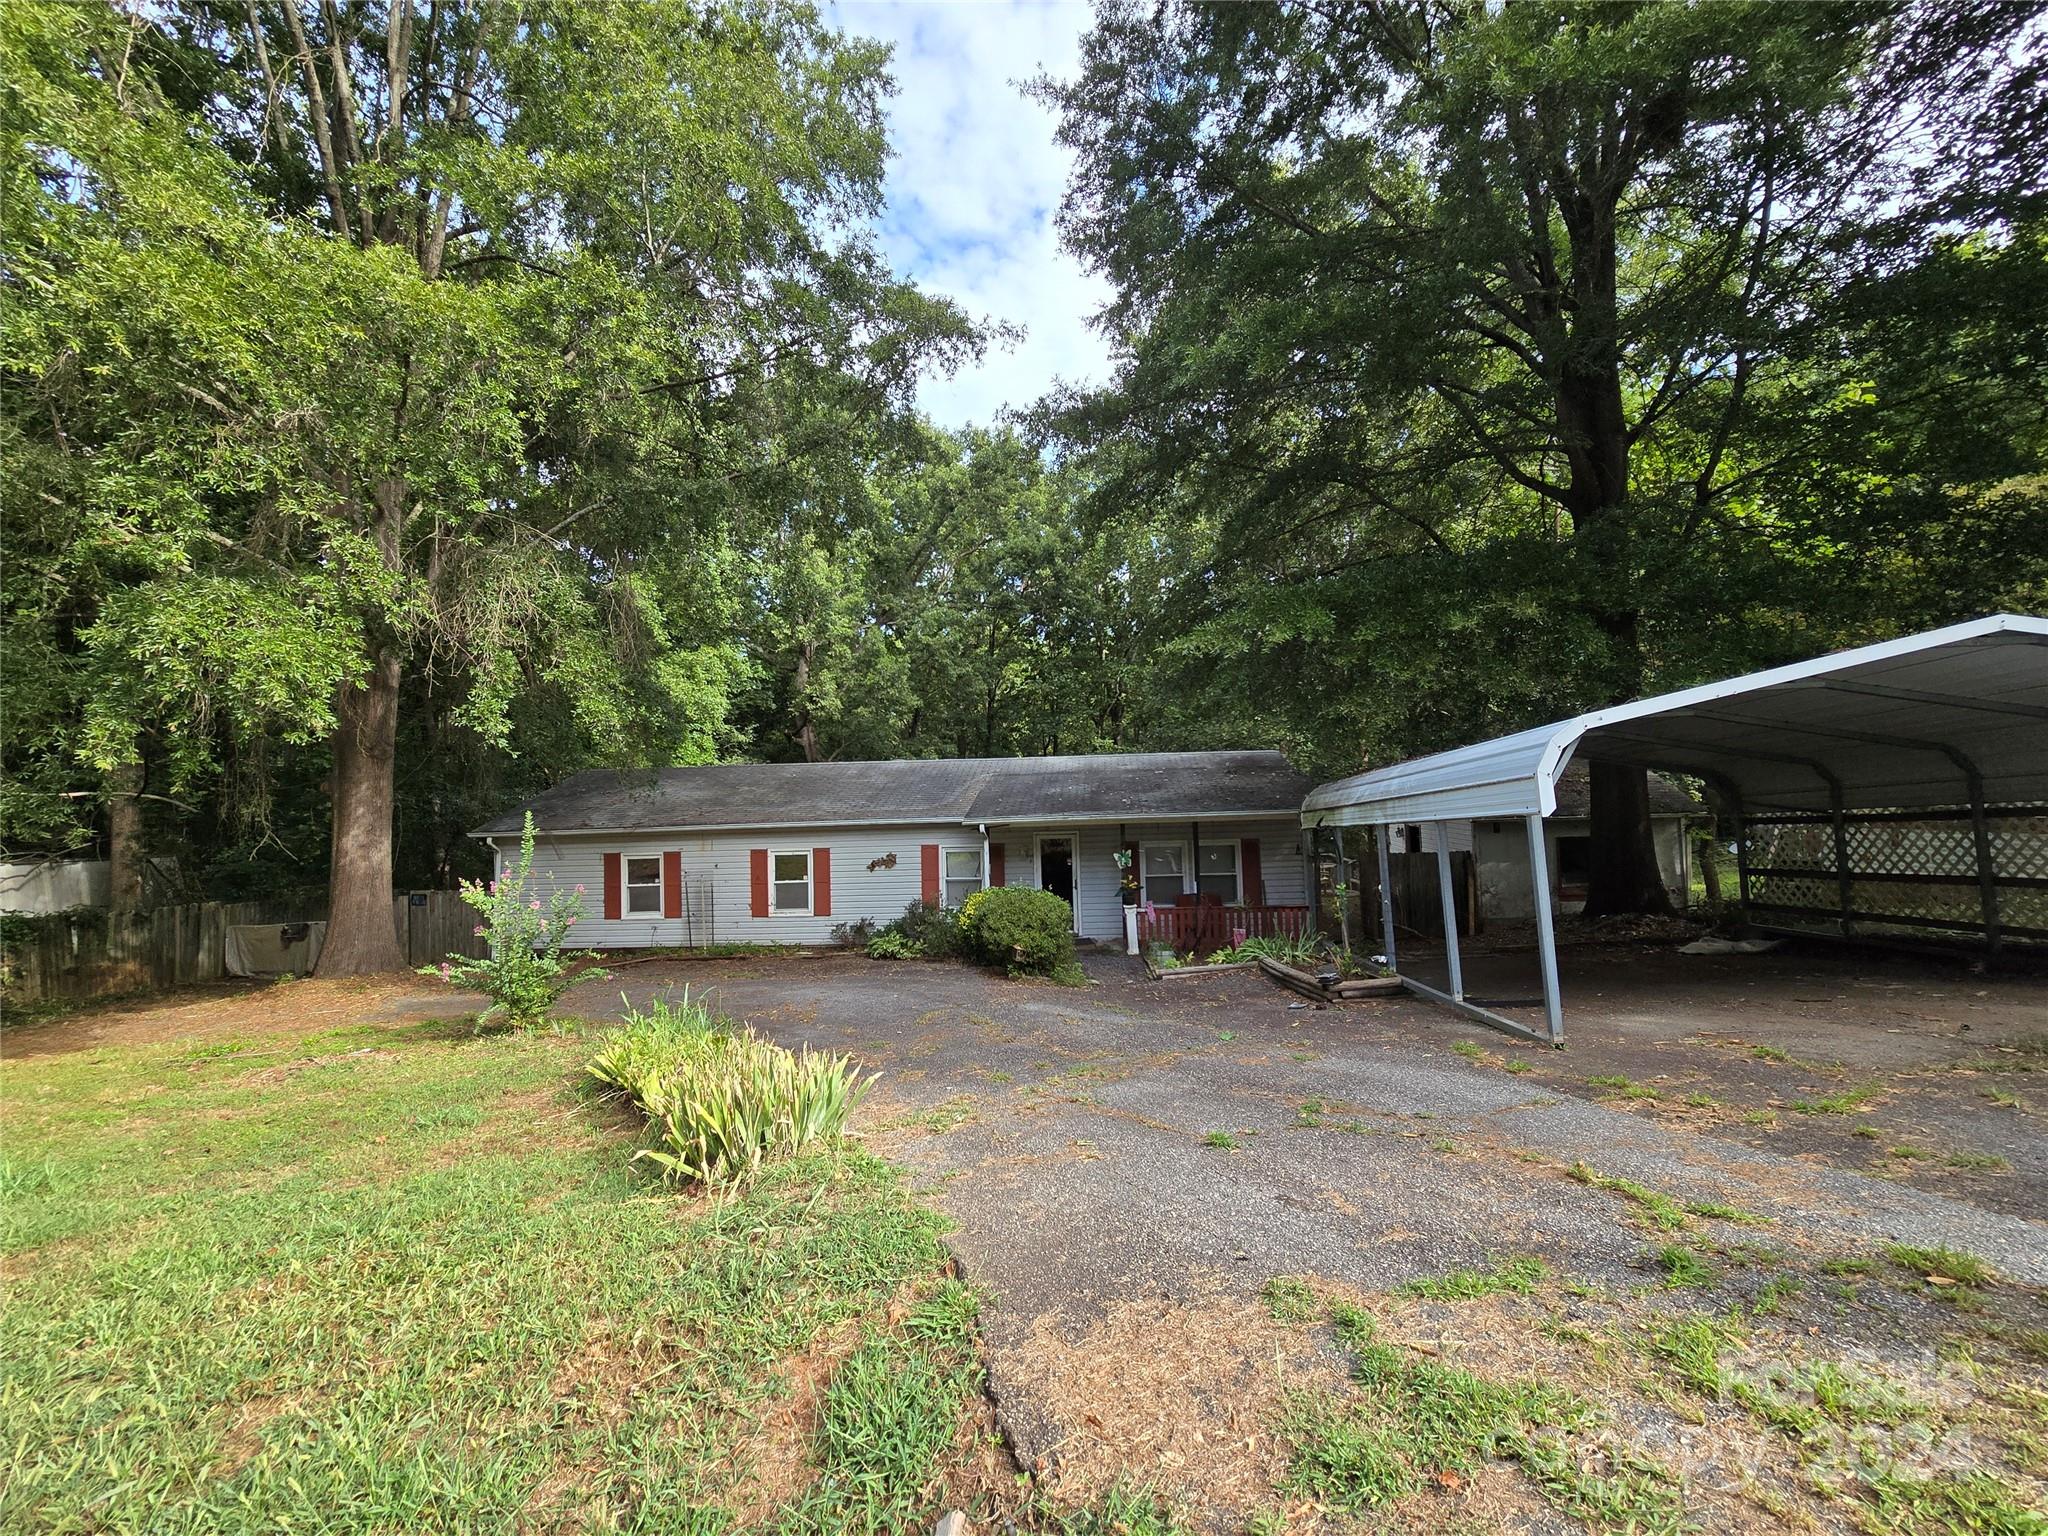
[750,848,770,918]
[602,852,623,921]
[812,848,831,917]
[1240,837,1264,906]
[920,843,940,903]
[989,843,1005,887]
[662,851,683,919]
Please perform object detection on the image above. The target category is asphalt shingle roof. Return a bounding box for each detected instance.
[472,751,1316,837]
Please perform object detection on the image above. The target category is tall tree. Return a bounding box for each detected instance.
[1043,0,2045,912]
[5,0,972,968]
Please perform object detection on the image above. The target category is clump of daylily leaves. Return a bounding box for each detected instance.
[424,812,605,1030]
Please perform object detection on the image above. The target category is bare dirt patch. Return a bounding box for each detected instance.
[3,976,467,1059]
[999,1277,1342,1520]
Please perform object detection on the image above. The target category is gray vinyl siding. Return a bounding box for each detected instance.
[495,824,985,949]
[493,815,1311,949]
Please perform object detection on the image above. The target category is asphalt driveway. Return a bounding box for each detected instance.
[570,946,2048,1514]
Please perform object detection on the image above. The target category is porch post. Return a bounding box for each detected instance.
[1525,814,1564,1045]
[1375,824,1397,972]
[1435,834,1463,1000]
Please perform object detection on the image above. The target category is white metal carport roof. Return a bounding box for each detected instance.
[1298,614,2048,1046]
[1303,613,2048,827]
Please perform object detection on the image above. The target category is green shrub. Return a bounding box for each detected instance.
[893,898,963,958]
[587,991,873,1185]
[959,886,1075,975]
[866,930,920,960]
[423,811,604,1029]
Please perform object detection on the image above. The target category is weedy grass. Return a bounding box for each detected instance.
[790,1331,980,1534]
[1203,1130,1239,1150]
[1037,1483,1191,1535]
[1280,1307,1685,1532]
[1566,1162,1771,1233]
[1587,1073,1659,1100]
[1639,1307,2041,1530]
[1884,1244,1997,1287]
[1944,1151,2011,1171]
[1394,1256,1549,1302]
[1263,1275,1321,1323]
[1656,1244,1715,1288]
[0,1006,981,1534]
[1787,1083,1882,1115]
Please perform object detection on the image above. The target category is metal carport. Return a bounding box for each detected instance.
[1300,613,2048,1045]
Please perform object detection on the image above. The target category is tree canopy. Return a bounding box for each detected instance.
[4,0,2043,945]
[1037,0,2048,910]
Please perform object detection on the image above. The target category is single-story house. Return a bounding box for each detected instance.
[471,751,1316,949]
[1380,764,1702,921]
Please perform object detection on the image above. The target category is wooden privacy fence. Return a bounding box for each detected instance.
[3,891,488,1007]
[1139,903,1311,956]
[1383,851,1478,939]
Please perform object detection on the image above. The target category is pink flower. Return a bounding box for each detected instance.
[529,899,541,910]
[566,915,578,925]
[438,962,452,979]
[473,925,486,937]
[488,881,497,894]
[574,884,586,895]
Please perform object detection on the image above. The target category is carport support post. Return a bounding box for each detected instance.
[1332,827,1352,952]
[1829,783,1854,938]
[1965,767,2003,954]
[1375,824,1397,972]
[1524,814,1564,1045]
[1434,836,1463,999]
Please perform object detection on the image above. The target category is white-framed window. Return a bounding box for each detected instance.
[625,855,662,913]
[1140,843,1186,905]
[1196,842,1240,904]
[944,847,984,908]
[771,850,811,914]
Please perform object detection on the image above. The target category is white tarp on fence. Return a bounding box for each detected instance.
[224,921,328,977]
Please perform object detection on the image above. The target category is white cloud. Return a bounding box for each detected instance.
[829,0,1114,427]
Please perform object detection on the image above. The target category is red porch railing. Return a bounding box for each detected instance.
[1138,902,1311,957]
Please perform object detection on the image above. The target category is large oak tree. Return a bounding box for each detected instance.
[1041,0,2045,913]
[5,0,973,969]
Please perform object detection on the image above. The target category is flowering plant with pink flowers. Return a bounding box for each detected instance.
[421,812,605,1029]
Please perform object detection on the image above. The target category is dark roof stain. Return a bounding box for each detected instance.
[473,751,1316,836]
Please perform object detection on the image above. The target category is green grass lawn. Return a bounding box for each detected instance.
[0,1006,992,1534]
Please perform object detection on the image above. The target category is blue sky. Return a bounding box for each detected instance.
[830,1,1113,427]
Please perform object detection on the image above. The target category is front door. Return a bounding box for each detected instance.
[1038,836,1076,923]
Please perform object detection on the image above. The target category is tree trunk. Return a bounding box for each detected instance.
[316,644,408,974]
[1581,759,1675,918]
[105,759,147,911]
[793,641,821,763]
[1697,827,1721,915]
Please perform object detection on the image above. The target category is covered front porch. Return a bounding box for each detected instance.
[978,816,1313,950]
